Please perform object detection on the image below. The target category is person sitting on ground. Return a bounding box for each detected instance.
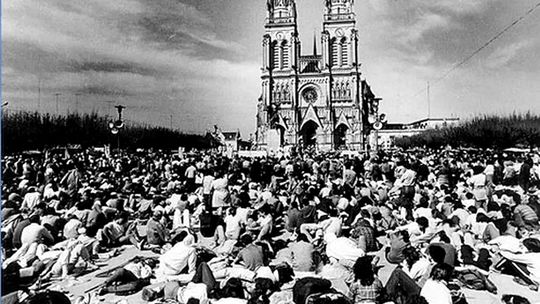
[420,263,453,304]
[347,256,386,304]
[155,230,198,283]
[20,214,55,247]
[288,233,315,272]
[496,237,540,291]
[99,211,144,249]
[146,210,168,247]
[234,234,264,271]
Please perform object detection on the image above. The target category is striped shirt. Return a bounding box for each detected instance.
[515,204,538,222]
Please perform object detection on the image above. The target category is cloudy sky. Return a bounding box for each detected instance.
[3,0,540,135]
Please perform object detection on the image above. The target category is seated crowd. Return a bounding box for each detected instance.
[2,148,540,304]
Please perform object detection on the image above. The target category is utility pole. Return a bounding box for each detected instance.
[170,114,173,129]
[54,93,61,115]
[75,93,82,113]
[427,82,431,119]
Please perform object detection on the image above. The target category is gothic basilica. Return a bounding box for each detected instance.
[256,0,379,151]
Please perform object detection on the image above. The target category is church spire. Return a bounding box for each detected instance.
[313,30,317,56]
[266,0,297,25]
[324,0,355,22]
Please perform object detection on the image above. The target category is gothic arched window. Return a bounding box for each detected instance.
[341,37,348,66]
[281,40,289,69]
[331,38,339,67]
[271,41,279,69]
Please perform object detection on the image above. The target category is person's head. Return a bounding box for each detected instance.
[429,263,453,282]
[186,299,200,304]
[487,201,500,212]
[296,233,309,243]
[465,192,474,200]
[240,234,253,246]
[152,210,163,221]
[396,229,410,243]
[403,246,421,269]
[25,291,71,304]
[405,295,429,304]
[171,230,188,245]
[427,245,446,264]
[418,196,429,208]
[34,203,47,216]
[115,211,129,225]
[501,294,531,304]
[522,238,540,253]
[259,204,271,216]
[28,213,41,224]
[493,218,508,234]
[416,217,429,229]
[353,256,376,286]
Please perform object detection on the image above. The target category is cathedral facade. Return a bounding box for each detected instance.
[256,0,376,151]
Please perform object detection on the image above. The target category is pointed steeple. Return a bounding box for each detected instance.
[313,30,318,56]
[300,103,323,130]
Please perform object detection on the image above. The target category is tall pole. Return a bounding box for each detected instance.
[75,93,81,113]
[54,93,61,115]
[37,78,41,111]
[427,81,431,119]
[170,114,173,129]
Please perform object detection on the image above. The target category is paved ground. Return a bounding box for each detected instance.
[53,241,540,304]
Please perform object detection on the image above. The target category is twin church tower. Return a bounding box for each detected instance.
[255,0,379,151]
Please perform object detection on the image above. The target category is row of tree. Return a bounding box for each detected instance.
[394,113,540,149]
[2,111,216,154]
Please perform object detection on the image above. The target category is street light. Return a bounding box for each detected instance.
[108,105,125,151]
[368,98,387,152]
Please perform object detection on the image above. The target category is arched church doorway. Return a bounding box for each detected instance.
[334,124,348,150]
[300,120,318,149]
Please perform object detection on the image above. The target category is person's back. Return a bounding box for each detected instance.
[289,239,314,272]
[420,278,451,304]
[300,204,317,224]
[159,238,196,275]
[11,217,31,248]
[286,206,301,232]
[21,221,53,245]
[147,217,167,245]
[238,243,264,271]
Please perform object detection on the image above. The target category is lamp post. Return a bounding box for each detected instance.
[108,105,125,152]
[367,98,387,152]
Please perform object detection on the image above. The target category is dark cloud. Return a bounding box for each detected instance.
[75,85,134,97]
[68,61,155,76]
[2,0,539,134]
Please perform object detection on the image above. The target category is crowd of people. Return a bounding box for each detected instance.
[2,146,540,304]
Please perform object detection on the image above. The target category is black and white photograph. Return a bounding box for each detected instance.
[2,0,540,304]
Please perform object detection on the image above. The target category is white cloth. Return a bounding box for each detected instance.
[325,233,365,262]
[500,251,540,283]
[157,242,197,279]
[178,283,208,304]
[403,258,431,282]
[420,280,452,304]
